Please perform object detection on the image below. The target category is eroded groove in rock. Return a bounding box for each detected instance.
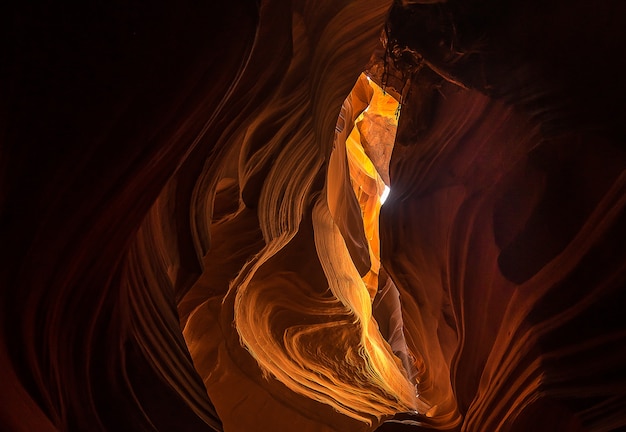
[182,0,421,430]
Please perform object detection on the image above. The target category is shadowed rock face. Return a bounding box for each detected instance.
[2,1,625,432]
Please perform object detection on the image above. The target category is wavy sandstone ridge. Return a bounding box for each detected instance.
[182,0,424,428]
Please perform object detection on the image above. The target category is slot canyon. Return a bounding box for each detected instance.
[2,1,625,431]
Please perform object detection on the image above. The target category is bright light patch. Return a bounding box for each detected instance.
[380,185,390,205]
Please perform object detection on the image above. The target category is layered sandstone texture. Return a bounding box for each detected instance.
[2,1,625,431]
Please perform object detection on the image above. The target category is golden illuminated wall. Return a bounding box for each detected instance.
[343,74,398,297]
[180,1,424,430]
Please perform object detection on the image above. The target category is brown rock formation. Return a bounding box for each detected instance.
[2,0,625,431]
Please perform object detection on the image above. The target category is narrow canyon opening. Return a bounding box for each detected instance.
[4,2,625,432]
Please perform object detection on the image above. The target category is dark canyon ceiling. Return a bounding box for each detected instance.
[2,1,625,431]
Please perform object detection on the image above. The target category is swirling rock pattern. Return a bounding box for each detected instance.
[2,0,625,431]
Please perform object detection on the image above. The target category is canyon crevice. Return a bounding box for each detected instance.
[2,1,625,431]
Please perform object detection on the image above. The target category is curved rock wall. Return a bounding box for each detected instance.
[2,0,625,431]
